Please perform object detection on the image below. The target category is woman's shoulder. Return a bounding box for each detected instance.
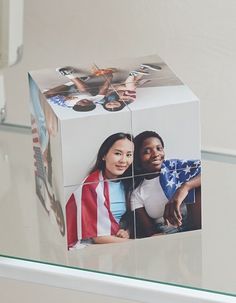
[83,170,103,184]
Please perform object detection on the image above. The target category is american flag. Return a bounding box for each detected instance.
[160,159,201,203]
[66,170,120,249]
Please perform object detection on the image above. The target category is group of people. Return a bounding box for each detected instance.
[66,131,201,248]
[44,63,161,112]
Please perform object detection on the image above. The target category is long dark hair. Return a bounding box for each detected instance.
[73,101,96,112]
[102,100,126,112]
[133,131,164,187]
[102,91,126,112]
[90,132,133,178]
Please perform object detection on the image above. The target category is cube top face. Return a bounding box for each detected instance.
[29,55,201,247]
[29,54,197,121]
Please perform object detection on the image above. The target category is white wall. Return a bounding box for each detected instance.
[2,0,236,152]
[0,277,139,303]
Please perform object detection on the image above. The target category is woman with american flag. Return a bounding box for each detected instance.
[66,132,134,249]
[130,131,201,238]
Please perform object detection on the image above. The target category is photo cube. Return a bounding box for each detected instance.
[29,55,201,250]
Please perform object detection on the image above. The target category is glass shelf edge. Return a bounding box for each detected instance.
[0,256,235,303]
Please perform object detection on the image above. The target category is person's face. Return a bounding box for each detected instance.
[139,137,165,173]
[103,138,134,179]
[105,100,122,110]
[76,99,93,106]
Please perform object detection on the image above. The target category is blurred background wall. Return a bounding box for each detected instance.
[2,0,236,152]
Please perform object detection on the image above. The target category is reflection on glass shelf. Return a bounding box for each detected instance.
[0,127,235,298]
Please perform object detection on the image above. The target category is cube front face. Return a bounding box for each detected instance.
[29,55,201,250]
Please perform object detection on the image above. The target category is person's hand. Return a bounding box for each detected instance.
[163,183,189,227]
[116,229,129,239]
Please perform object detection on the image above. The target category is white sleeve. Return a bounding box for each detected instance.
[130,189,144,211]
[91,95,105,102]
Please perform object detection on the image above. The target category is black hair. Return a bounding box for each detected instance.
[90,132,133,177]
[102,99,126,112]
[133,131,164,186]
[73,101,96,112]
[91,133,134,218]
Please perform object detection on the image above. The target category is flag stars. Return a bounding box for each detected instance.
[183,165,191,174]
[172,170,180,179]
[175,181,183,189]
[161,167,168,174]
[167,178,175,188]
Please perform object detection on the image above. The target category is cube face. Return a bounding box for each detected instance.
[29,55,201,250]
[65,176,135,249]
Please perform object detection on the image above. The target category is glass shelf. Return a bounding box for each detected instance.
[0,125,236,300]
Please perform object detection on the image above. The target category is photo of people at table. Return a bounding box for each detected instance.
[66,130,201,249]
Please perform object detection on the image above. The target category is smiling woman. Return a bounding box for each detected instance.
[131,131,201,238]
[102,138,134,179]
[66,132,134,248]
[137,132,165,174]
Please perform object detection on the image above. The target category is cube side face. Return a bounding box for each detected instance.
[29,74,67,248]
[61,108,133,249]
[29,55,202,250]
[129,99,201,238]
